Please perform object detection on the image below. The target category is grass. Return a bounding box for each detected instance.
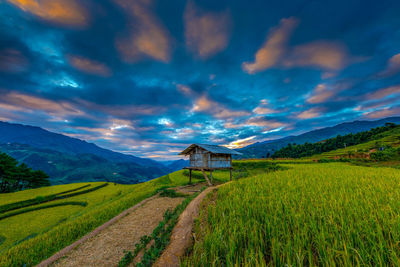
[183,162,400,266]
[0,182,94,206]
[0,161,278,266]
[0,183,104,214]
[0,201,88,221]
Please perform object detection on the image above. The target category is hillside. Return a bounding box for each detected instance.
[314,126,400,162]
[0,160,277,266]
[238,117,400,158]
[272,123,399,158]
[159,159,189,172]
[0,122,171,184]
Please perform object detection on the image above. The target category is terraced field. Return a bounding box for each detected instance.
[0,161,276,266]
[183,162,400,266]
[313,126,400,160]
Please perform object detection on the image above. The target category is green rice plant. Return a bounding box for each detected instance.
[0,184,92,214]
[0,162,272,266]
[0,182,92,206]
[183,163,400,266]
[0,201,87,221]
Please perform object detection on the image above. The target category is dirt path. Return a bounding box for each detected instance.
[47,196,184,267]
[154,186,219,267]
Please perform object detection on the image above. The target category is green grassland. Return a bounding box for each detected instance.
[0,160,277,266]
[183,163,400,266]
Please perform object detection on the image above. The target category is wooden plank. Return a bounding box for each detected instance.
[201,169,212,186]
[189,169,192,184]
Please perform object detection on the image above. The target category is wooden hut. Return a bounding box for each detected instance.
[179,144,242,185]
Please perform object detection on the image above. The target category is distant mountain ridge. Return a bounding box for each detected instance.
[0,121,171,184]
[238,117,400,158]
[159,159,189,172]
[0,121,160,167]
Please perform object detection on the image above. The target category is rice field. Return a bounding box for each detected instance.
[0,161,277,266]
[0,172,194,266]
[183,163,400,266]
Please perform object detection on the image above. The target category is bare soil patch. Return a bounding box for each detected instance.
[154,186,218,267]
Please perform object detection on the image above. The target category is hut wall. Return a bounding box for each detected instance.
[189,147,209,168]
[209,154,231,168]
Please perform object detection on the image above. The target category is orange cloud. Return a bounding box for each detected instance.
[365,85,400,100]
[78,99,165,118]
[7,0,88,27]
[297,108,321,119]
[307,84,335,104]
[245,117,285,129]
[115,0,171,62]
[284,41,348,71]
[224,117,285,131]
[243,17,350,74]
[252,99,280,115]
[242,17,298,74]
[224,136,256,149]
[0,92,83,118]
[364,106,400,119]
[176,84,194,96]
[379,53,400,77]
[68,56,111,77]
[184,1,232,59]
[192,95,249,119]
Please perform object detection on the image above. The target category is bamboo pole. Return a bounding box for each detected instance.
[201,169,212,186]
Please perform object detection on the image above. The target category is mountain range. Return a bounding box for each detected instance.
[238,117,400,158]
[1,117,399,184]
[0,121,173,184]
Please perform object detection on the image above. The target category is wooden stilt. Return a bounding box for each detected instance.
[189,169,192,184]
[201,169,212,186]
[230,168,232,181]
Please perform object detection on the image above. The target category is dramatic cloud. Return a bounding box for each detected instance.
[307,84,335,104]
[115,0,171,62]
[365,85,400,100]
[1,0,400,158]
[68,56,111,77]
[284,41,348,71]
[379,53,400,77]
[184,1,232,59]
[0,91,83,118]
[225,136,256,149]
[6,0,89,27]
[252,99,280,115]
[0,49,29,73]
[242,17,298,74]
[297,108,322,119]
[192,95,249,119]
[243,17,349,74]
[364,106,400,119]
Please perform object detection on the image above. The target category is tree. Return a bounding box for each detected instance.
[0,152,50,193]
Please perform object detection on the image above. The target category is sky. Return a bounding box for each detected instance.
[0,0,400,160]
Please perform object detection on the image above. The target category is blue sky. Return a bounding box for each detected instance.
[0,0,400,159]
